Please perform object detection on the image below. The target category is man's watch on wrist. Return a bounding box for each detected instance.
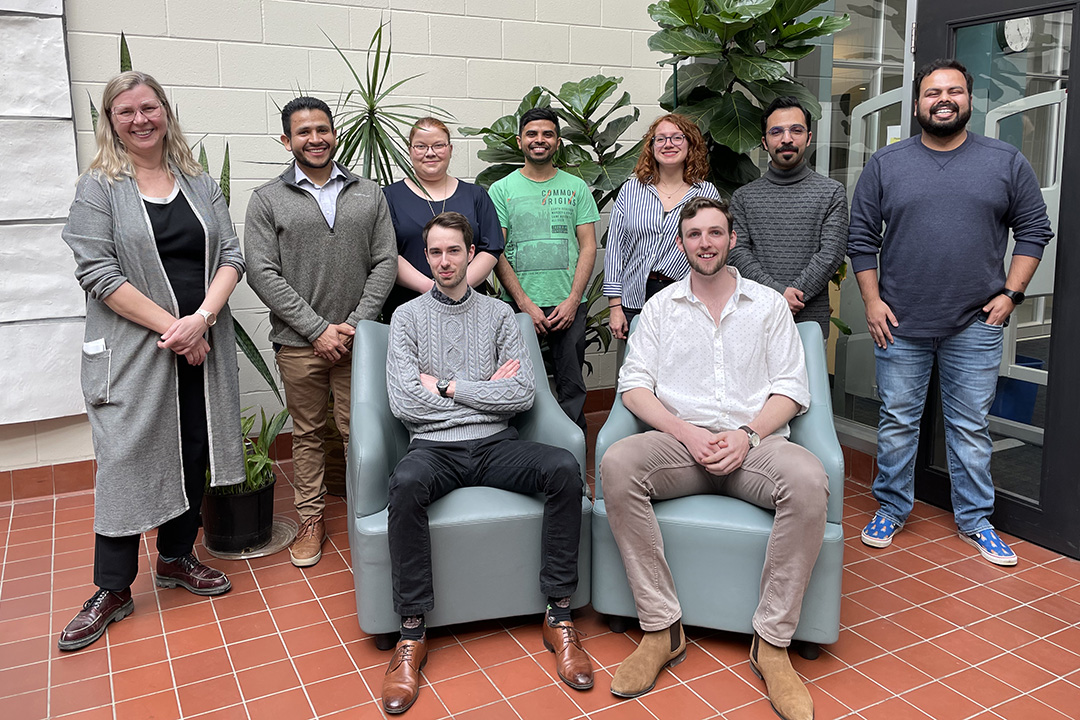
[1001,289,1025,306]
[196,309,217,327]
[437,379,451,398]
[739,425,760,448]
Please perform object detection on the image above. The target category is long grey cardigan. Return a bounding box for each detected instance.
[63,169,246,537]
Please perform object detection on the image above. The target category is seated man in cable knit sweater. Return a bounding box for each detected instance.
[379,212,593,715]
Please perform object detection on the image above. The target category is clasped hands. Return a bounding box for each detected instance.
[523,296,579,335]
[420,359,520,397]
[158,314,212,365]
[678,423,751,476]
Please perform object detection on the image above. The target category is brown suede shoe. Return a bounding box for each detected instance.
[58,588,134,651]
[155,554,231,596]
[749,633,814,720]
[382,636,428,714]
[610,620,686,698]
[542,613,594,690]
[290,515,325,567]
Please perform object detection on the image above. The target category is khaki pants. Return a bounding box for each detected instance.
[275,346,352,520]
[600,431,828,647]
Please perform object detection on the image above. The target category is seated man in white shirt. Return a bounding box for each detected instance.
[600,196,828,720]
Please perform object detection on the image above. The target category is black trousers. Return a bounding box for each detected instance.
[387,428,583,616]
[513,302,588,433]
[94,359,209,592]
[622,276,675,326]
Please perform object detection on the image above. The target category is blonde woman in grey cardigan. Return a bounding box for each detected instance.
[59,71,246,651]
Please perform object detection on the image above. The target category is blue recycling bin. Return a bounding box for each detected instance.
[989,355,1044,424]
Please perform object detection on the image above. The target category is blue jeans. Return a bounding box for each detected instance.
[873,320,1003,535]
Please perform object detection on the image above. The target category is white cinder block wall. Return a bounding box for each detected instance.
[1,0,667,471]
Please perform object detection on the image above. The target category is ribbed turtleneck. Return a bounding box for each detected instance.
[764,161,813,186]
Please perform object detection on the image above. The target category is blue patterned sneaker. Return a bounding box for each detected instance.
[960,528,1018,566]
[861,514,902,548]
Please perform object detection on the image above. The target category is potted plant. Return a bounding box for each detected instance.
[202,405,289,554]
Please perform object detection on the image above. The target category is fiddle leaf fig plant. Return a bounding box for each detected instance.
[649,0,850,194]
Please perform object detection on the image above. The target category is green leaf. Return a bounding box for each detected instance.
[762,44,816,61]
[743,78,822,120]
[668,0,706,24]
[233,317,283,405]
[830,316,852,335]
[551,75,620,118]
[594,111,639,153]
[119,32,131,72]
[709,143,761,190]
[516,86,550,117]
[780,15,851,43]
[706,60,738,92]
[697,14,755,41]
[659,61,713,107]
[198,144,210,174]
[691,92,763,154]
[560,157,602,186]
[88,93,99,132]
[717,0,778,19]
[219,143,231,207]
[649,1,691,28]
[477,145,527,164]
[729,52,788,83]
[593,91,634,127]
[775,0,830,21]
[475,163,522,189]
[648,27,727,58]
[593,140,645,193]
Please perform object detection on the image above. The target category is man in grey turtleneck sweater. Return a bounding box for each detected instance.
[729,97,849,338]
[379,212,593,715]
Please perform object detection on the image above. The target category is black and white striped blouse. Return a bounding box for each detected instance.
[603,178,721,309]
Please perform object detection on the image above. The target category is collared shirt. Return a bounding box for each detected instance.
[603,178,721,309]
[431,286,471,306]
[294,163,347,229]
[619,267,810,436]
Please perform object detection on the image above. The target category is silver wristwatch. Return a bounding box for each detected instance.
[739,425,760,448]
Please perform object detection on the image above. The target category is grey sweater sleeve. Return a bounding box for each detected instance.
[347,191,398,326]
[63,174,130,301]
[452,307,535,414]
[386,305,467,426]
[729,189,785,294]
[793,183,848,296]
[243,190,329,343]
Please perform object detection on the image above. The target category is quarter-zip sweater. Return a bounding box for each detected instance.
[244,161,398,346]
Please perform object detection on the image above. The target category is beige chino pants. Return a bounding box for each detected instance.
[601,431,828,647]
[275,346,352,521]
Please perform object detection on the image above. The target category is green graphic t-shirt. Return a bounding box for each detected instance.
[489,169,600,308]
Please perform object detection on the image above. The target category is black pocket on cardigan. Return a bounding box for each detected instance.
[81,347,112,406]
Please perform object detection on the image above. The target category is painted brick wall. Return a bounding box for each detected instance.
[2,0,667,471]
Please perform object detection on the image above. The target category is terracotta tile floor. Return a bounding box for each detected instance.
[2,458,1079,719]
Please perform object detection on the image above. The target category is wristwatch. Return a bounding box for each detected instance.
[1001,289,1025,306]
[739,425,760,448]
[196,309,217,327]
[437,378,451,398]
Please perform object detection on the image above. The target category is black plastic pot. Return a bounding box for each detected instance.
[201,478,276,554]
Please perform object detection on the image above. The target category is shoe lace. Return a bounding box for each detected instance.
[83,588,113,610]
[296,515,320,540]
[551,620,588,649]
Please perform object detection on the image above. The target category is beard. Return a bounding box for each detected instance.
[917,101,972,138]
[686,247,729,277]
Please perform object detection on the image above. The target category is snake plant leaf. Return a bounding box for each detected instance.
[219,144,231,207]
[198,144,210,174]
[233,317,283,405]
[119,32,131,72]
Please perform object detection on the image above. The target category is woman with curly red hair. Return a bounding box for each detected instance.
[603,114,720,338]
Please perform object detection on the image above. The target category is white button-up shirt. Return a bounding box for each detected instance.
[295,163,347,229]
[618,267,810,436]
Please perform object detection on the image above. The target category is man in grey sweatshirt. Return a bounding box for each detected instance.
[245,96,397,567]
[848,60,1052,565]
[380,212,592,715]
[729,96,848,338]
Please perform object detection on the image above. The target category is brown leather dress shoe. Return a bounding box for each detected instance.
[382,637,428,714]
[542,614,594,690]
[58,588,134,651]
[155,553,231,596]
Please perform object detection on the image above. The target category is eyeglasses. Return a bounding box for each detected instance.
[411,142,450,154]
[652,134,687,147]
[766,125,808,139]
[111,103,163,123]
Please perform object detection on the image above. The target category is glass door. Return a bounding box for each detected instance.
[913,0,1080,558]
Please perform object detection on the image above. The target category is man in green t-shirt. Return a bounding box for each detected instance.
[490,108,600,432]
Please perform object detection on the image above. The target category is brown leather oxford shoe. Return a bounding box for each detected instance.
[382,636,428,714]
[58,588,134,651]
[155,553,231,596]
[542,614,594,690]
